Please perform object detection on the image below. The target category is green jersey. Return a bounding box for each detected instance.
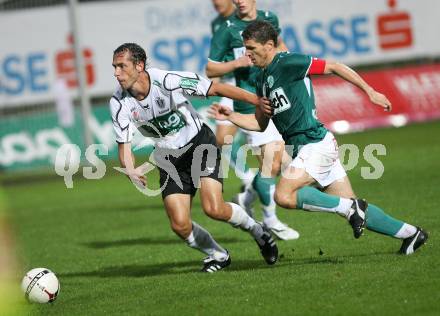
[209,10,281,114]
[210,12,235,82]
[255,52,328,157]
[211,12,233,34]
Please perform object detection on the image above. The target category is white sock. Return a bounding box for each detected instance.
[243,186,256,206]
[303,197,353,218]
[394,223,418,239]
[185,222,228,261]
[227,202,256,229]
[262,203,277,221]
[227,202,265,242]
[241,170,256,187]
[337,198,355,218]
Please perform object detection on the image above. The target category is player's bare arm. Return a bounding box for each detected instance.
[208,102,269,131]
[324,61,392,111]
[206,56,253,78]
[118,142,146,186]
[207,81,259,106]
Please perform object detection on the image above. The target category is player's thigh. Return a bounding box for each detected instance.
[259,140,285,177]
[216,124,238,146]
[324,176,356,199]
[163,193,192,230]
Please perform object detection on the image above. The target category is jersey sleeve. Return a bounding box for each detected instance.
[208,24,230,62]
[308,57,326,75]
[164,71,213,97]
[283,53,313,81]
[109,97,134,143]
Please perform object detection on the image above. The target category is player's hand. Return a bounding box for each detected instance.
[208,103,233,121]
[127,169,147,188]
[234,55,253,68]
[259,97,273,117]
[368,90,392,112]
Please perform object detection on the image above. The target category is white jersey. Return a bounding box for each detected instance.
[109,68,212,149]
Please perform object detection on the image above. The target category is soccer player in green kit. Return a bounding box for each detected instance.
[206,0,300,240]
[211,0,235,34]
[209,20,428,255]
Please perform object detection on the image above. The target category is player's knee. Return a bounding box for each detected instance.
[170,220,192,238]
[274,190,297,209]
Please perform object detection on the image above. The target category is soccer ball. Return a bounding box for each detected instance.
[21,268,60,303]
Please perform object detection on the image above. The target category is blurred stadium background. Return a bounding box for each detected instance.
[1,0,439,315]
[1,0,440,172]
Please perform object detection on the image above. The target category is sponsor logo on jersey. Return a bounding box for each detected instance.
[270,87,291,115]
[180,78,199,90]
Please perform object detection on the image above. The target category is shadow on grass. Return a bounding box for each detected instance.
[58,251,394,279]
[84,236,245,248]
[58,258,280,278]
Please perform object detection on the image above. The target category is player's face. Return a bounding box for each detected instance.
[244,39,269,68]
[212,0,233,15]
[112,51,142,90]
[233,0,256,16]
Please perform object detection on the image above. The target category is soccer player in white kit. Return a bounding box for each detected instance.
[109,43,278,272]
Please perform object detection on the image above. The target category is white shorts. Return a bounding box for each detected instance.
[290,132,346,187]
[241,119,283,148]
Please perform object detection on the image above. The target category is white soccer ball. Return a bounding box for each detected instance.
[21,268,60,303]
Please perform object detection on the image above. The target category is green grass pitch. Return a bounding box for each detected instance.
[3,121,440,315]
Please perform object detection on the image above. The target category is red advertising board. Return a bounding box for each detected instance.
[313,64,440,133]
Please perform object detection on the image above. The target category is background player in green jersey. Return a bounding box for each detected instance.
[206,0,299,240]
[211,0,235,34]
[210,20,428,255]
[209,0,256,194]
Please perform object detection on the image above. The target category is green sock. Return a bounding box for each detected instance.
[297,187,408,237]
[231,137,257,183]
[230,140,249,175]
[252,171,276,208]
[365,204,404,237]
[296,186,352,216]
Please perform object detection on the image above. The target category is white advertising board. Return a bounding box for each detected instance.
[1,0,439,106]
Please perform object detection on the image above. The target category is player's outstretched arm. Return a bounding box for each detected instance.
[208,103,268,132]
[206,56,253,78]
[324,61,392,111]
[207,82,260,106]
